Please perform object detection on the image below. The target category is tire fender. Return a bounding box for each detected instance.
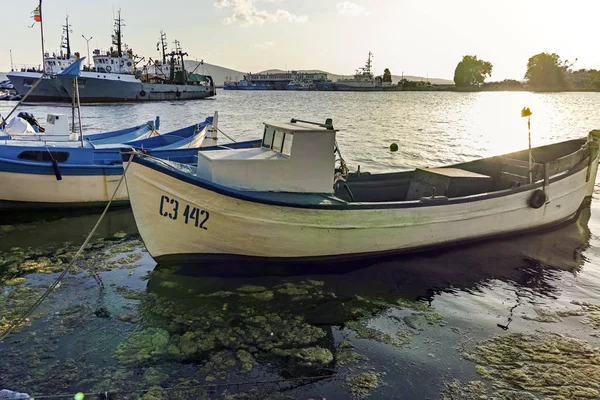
[528,189,547,209]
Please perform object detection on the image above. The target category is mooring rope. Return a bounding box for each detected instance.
[0,153,135,342]
[213,125,238,143]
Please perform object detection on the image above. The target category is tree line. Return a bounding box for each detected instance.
[453,53,600,91]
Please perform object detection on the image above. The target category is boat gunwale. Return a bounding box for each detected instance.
[130,138,595,210]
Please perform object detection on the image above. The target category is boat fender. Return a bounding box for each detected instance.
[106,66,112,72]
[140,90,146,97]
[528,189,546,209]
[51,159,63,181]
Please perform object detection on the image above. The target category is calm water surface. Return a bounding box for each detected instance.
[1,91,600,399]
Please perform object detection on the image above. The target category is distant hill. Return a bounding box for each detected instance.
[184,63,454,86]
[0,72,7,82]
[183,61,245,87]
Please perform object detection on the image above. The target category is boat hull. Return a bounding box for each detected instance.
[59,74,216,103]
[9,71,216,103]
[125,148,599,264]
[0,169,129,209]
[7,72,70,102]
[315,81,398,91]
[223,85,272,90]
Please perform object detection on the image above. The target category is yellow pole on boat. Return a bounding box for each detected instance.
[521,107,533,183]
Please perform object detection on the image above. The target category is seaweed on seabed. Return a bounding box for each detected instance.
[463,333,600,399]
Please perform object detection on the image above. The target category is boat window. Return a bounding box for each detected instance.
[282,133,293,156]
[272,130,284,152]
[18,151,70,163]
[262,127,274,149]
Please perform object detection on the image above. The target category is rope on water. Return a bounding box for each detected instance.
[31,374,336,399]
[0,153,136,342]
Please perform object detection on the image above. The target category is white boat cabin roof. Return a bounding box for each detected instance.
[262,120,338,134]
[196,119,338,193]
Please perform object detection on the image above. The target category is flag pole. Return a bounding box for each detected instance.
[39,0,46,74]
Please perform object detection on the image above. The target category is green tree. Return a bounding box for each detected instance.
[382,68,392,83]
[524,52,571,90]
[453,55,493,87]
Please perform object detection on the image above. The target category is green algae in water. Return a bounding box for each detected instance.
[336,347,366,366]
[557,301,600,330]
[346,321,410,348]
[271,346,334,368]
[441,380,487,400]
[522,307,562,323]
[114,328,171,364]
[2,277,26,286]
[345,371,379,399]
[0,286,45,335]
[464,333,600,399]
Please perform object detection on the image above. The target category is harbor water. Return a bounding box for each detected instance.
[1,91,600,399]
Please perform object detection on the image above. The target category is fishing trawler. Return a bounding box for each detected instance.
[9,13,216,103]
[56,13,216,102]
[315,52,395,91]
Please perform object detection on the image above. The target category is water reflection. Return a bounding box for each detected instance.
[0,205,593,399]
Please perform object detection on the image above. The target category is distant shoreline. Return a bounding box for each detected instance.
[215,86,600,93]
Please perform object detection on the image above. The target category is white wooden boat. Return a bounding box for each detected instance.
[124,119,600,264]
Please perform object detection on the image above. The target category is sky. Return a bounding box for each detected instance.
[0,0,599,80]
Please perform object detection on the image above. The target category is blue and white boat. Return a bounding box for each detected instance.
[284,80,311,91]
[0,115,217,210]
[223,79,273,90]
[124,119,600,264]
[1,113,158,144]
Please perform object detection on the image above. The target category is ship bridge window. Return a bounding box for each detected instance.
[281,133,293,156]
[272,130,284,152]
[18,151,70,163]
[262,127,273,149]
[261,128,292,156]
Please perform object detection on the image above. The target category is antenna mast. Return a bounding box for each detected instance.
[158,31,167,64]
[61,15,72,59]
[112,10,124,57]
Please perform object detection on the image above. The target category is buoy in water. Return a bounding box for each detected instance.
[74,392,85,400]
[390,143,399,152]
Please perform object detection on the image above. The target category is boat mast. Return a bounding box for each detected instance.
[61,15,72,59]
[113,10,123,57]
[365,51,373,76]
[158,31,167,64]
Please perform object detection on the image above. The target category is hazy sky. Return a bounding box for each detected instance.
[1,0,598,80]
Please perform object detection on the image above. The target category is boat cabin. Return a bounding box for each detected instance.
[196,120,337,193]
